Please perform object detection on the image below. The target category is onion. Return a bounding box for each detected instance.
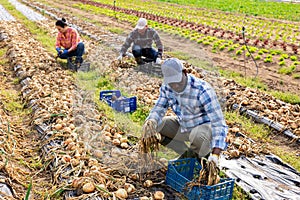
[112,138,121,146]
[88,158,98,167]
[74,150,81,159]
[120,142,129,149]
[93,150,103,159]
[143,180,153,188]
[115,188,128,199]
[120,137,128,143]
[229,149,240,158]
[72,178,84,188]
[69,123,75,130]
[124,183,135,194]
[63,138,73,146]
[54,123,63,130]
[154,191,164,200]
[129,173,139,181]
[82,182,95,193]
[103,136,111,141]
[70,158,80,166]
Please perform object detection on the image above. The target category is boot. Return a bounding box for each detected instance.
[135,57,145,65]
[178,148,198,160]
[75,57,83,68]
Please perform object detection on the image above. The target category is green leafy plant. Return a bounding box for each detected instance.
[290,56,298,61]
[279,61,285,66]
[270,50,281,55]
[258,49,264,55]
[219,45,225,51]
[249,47,257,53]
[236,49,242,55]
[278,65,296,75]
[293,61,300,65]
[264,57,272,63]
[227,46,235,51]
[292,73,300,79]
[254,55,261,60]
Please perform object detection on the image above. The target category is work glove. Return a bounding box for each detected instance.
[63,49,68,54]
[56,47,61,53]
[117,54,123,62]
[155,57,162,65]
[208,154,220,166]
[142,119,160,140]
[125,52,134,58]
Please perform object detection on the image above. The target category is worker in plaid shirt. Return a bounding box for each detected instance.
[142,58,228,166]
[55,18,85,67]
[117,18,163,65]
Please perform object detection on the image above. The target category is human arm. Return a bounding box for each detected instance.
[68,28,80,52]
[55,33,63,53]
[199,83,228,153]
[153,30,163,58]
[120,31,134,56]
[146,86,169,125]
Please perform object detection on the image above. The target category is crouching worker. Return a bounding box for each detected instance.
[117,18,163,65]
[55,18,85,67]
[142,58,228,166]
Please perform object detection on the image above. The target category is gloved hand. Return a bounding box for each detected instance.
[155,57,162,64]
[125,52,134,58]
[208,154,220,166]
[56,47,61,53]
[63,49,68,54]
[117,54,123,62]
[142,119,159,140]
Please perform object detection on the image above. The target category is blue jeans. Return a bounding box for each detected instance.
[132,45,158,62]
[58,42,85,63]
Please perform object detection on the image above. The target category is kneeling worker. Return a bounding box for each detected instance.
[55,18,85,68]
[142,58,228,166]
[118,18,163,65]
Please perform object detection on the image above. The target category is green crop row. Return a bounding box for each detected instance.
[93,0,300,46]
[78,0,299,77]
[157,0,300,21]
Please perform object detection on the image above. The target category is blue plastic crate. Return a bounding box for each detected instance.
[99,90,137,113]
[166,158,234,200]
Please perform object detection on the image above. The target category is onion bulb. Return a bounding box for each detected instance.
[82,182,95,193]
[143,180,153,188]
[154,191,164,200]
[115,188,128,199]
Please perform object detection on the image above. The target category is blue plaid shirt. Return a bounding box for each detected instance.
[148,74,228,150]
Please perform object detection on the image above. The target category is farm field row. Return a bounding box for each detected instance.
[0,0,299,199]
[72,0,300,97]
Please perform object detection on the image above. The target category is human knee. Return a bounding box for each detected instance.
[189,124,212,157]
[76,42,85,54]
[77,42,84,49]
[189,124,212,141]
[132,45,142,57]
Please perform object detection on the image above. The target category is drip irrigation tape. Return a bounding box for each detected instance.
[232,104,300,143]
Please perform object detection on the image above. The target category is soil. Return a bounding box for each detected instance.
[1,0,299,199]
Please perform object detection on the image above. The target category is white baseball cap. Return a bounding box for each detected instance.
[135,18,147,30]
[161,58,183,84]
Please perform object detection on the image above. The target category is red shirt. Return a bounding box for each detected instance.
[55,27,80,51]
